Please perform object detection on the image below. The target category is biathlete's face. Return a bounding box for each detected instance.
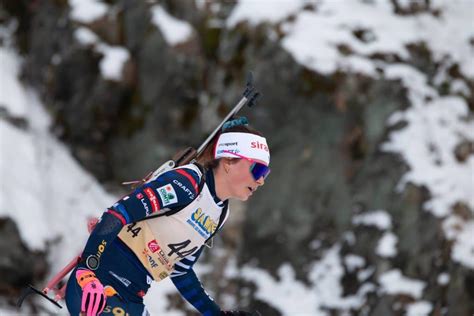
[226,156,268,201]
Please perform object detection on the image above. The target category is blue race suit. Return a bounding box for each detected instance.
[65,165,228,316]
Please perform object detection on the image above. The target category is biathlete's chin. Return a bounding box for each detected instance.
[230,185,254,201]
[245,189,255,199]
[236,191,250,201]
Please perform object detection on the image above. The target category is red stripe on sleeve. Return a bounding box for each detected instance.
[106,209,126,225]
[176,169,199,192]
[144,187,161,212]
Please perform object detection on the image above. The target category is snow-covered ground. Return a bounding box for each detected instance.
[1,0,473,315]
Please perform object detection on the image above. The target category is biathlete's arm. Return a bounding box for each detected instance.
[77,167,201,271]
[171,247,221,316]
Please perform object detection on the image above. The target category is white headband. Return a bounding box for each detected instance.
[214,132,270,165]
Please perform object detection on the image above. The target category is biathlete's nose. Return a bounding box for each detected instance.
[256,177,265,186]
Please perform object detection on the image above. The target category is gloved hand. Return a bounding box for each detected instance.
[76,269,107,316]
[220,311,261,316]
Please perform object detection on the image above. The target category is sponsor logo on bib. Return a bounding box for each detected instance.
[186,208,218,238]
[148,239,161,253]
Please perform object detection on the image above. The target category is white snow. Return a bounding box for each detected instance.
[450,79,471,96]
[437,272,450,286]
[344,254,365,272]
[380,63,473,269]
[231,0,474,78]
[151,5,194,46]
[308,246,373,310]
[352,210,392,230]
[229,0,473,275]
[406,301,433,316]
[227,0,307,28]
[144,278,186,316]
[74,27,99,46]
[451,221,474,269]
[69,0,108,23]
[240,263,327,315]
[97,44,130,81]
[0,49,32,118]
[74,28,130,81]
[379,269,425,299]
[233,245,374,315]
[0,46,115,256]
[383,95,474,218]
[376,232,398,258]
[441,215,474,268]
[357,267,375,282]
[382,90,474,266]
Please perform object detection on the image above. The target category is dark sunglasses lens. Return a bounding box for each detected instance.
[250,163,270,180]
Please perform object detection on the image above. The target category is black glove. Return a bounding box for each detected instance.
[220,311,261,316]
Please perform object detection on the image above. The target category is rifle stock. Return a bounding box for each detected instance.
[173,147,197,166]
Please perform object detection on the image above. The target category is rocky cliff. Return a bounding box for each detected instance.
[1,0,473,315]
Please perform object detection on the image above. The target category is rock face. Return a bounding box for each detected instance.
[1,1,473,315]
[0,218,48,307]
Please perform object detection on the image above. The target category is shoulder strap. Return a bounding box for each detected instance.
[135,163,206,223]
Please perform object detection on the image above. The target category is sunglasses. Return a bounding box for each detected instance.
[221,150,271,181]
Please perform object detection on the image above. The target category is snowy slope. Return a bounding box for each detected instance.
[0,44,115,314]
[0,39,187,316]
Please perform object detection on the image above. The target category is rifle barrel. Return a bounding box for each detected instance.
[196,95,249,156]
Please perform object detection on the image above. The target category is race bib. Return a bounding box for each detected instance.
[118,222,173,281]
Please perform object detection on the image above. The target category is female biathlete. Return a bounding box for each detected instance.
[65,120,270,316]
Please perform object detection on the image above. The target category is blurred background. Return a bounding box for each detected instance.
[1,0,473,315]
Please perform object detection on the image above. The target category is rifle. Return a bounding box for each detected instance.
[125,72,260,187]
